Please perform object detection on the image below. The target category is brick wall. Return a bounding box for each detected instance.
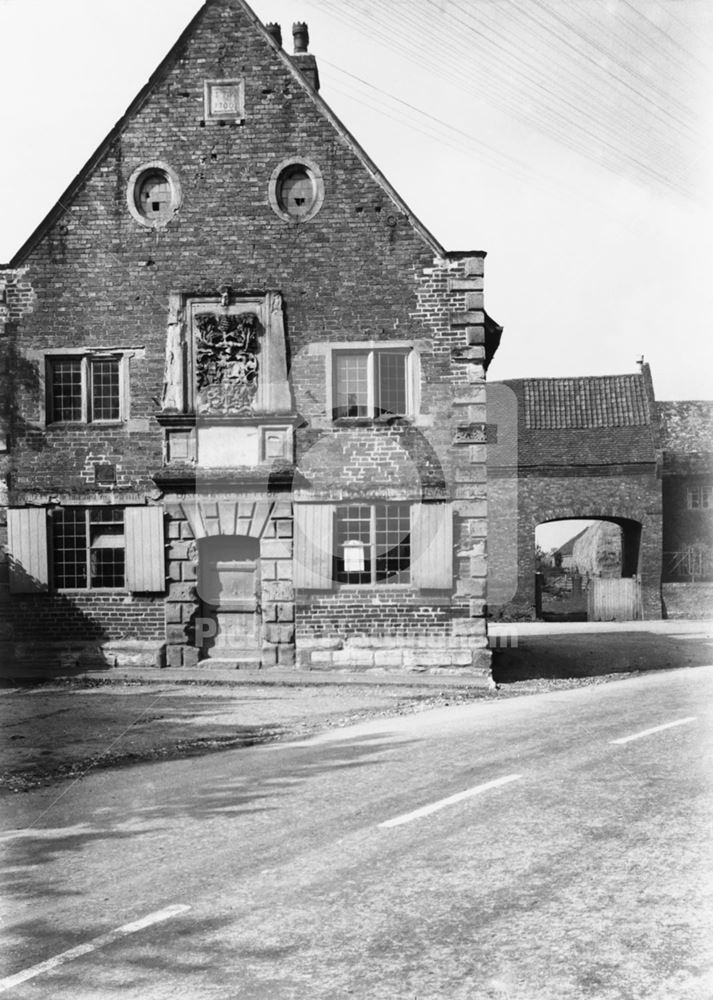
[2,0,492,674]
[662,583,713,620]
[4,593,164,642]
[296,591,457,641]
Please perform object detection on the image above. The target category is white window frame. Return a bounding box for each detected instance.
[45,350,129,425]
[325,341,419,421]
[334,502,411,586]
[687,484,713,510]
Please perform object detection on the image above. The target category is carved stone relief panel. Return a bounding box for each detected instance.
[195,312,263,415]
[161,292,293,418]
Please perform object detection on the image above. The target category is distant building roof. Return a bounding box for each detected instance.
[523,375,650,429]
[556,525,590,556]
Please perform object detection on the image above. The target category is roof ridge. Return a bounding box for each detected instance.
[509,372,644,385]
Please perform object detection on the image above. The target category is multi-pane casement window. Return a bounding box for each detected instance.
[47,355,124,423]
[53,508,125,589]
[334,503,411,585]
[687,485,712,510]
[7,507,165,594]
[332,349,411,419]
[294,503,453,591]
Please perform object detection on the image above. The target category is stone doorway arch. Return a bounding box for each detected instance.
[165,498,294,668]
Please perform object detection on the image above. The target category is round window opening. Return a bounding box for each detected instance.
[127,162,181,228]
[136,171,173,221]
[269,158,324,223]
[278,166,315,218]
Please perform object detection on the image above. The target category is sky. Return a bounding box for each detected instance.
[0,0,711,407]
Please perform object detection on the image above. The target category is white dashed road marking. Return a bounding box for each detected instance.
[0,905,191,994]
[380,774,523,828]
[610,717,696,745]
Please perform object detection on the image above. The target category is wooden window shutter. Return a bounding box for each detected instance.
[7,508,49,593]
[410,503,453,589]
[125,506,166,592]
[294,504,334,589]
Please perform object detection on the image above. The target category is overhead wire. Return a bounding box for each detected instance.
[505,0,696,133]
[622,0,709,71]
[320,61,663,236]
[307,0,702,199]
[421,0,694,193]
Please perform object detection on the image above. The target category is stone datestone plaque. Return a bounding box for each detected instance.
[204,79,244,121]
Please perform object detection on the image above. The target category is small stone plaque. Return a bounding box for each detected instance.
[204,79,244,121]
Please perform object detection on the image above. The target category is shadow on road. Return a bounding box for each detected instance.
[492,628,713,683]
[0,734,413,904]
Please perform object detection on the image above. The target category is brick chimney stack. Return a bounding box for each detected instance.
[292,22,309,53]
[290,22,320,91]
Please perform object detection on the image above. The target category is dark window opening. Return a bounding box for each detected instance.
[53,508,125,590]
[47,355,122,423]
[91,358,121,421]
[136,170,173,221]
[50,358,83,422]
[277,167,314,217]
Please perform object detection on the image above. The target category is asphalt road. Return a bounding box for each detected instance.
[1,665,712,999]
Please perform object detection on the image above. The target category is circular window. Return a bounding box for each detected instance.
[127,162,182,228]
[269,158,324,223]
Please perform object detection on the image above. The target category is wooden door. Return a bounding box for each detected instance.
[199,536,261,658]
[588,578,642,621]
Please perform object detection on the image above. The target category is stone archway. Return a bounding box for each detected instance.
[487,479,662,621]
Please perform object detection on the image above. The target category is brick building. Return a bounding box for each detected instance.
[487,367,663,620]
[0,0,501,675]
[487,366,713,622]
[658,401,713,618]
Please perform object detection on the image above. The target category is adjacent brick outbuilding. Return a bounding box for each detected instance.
[487,366,663,620]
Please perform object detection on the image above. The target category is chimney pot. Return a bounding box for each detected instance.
[265,22,282,47]
[292,21,309,54]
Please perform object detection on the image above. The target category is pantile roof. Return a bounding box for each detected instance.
[523,375,650,429]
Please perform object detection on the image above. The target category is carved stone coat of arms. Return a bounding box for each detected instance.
[195,312,262,415]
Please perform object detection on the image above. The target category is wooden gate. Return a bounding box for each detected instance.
[587,578,642,621]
